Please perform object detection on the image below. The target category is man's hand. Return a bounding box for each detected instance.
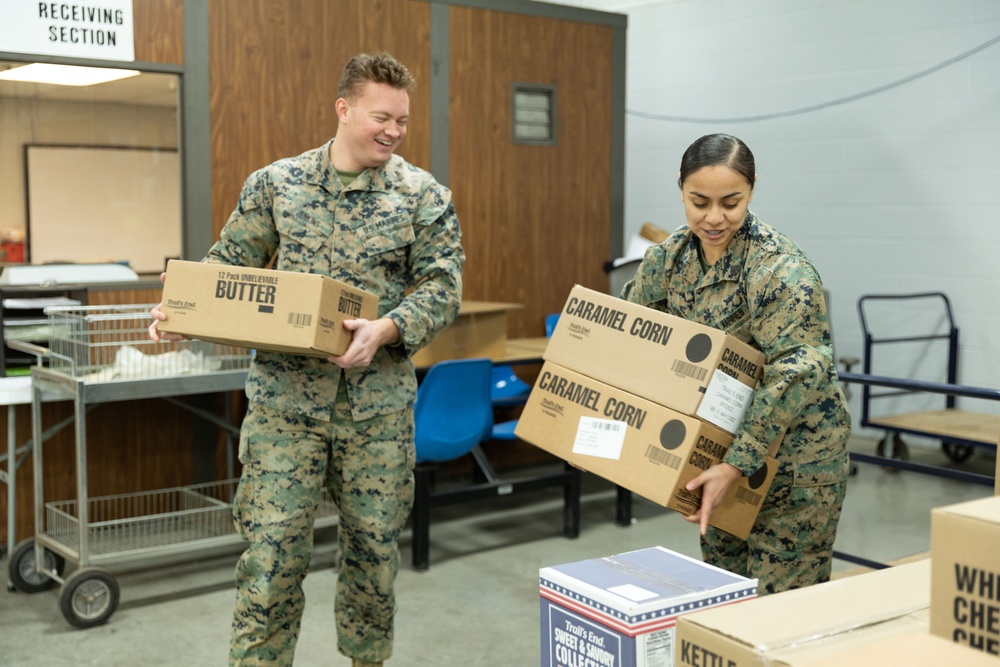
[148,271,188,343]
[682,462,743,535]
[328,318,400,369]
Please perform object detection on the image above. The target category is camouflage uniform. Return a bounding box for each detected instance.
[205,140,464,665]
[621,211,850,594]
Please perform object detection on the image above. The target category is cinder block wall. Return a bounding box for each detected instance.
[555,0,1000,435]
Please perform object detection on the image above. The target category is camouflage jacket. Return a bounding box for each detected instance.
[622,212,850,486]
[205,140,465,422]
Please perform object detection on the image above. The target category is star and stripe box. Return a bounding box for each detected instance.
[540,546,756,667]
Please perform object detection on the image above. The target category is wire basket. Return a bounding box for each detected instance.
[45,479,339,559]
[42,304,251,380]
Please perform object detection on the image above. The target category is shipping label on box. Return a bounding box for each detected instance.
[545,285,764,433]
[515,362,777,539]
[540,547,757,667]
[675,560,932,667]
[159,259,378,357]
[931,495,1000,658]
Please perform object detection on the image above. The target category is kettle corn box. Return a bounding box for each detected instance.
[540,546,757,667]
[545,285,765,434]
[801,632,999,667]
[930,495,1000,658]
[514,361,777,539]
[158,260,378,357]
[675,559,932,667]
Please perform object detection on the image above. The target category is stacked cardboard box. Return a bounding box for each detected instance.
[543,285,764,434]
[159,259,379,357]
[540,546,757,667]
[515,285,771,538]
[515,362,775,539]
[930,494,1000,659]
[674,560,932,666]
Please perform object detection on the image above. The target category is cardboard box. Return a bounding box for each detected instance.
[674,560,932,667]
[158,259,378,356]
[830,551,929,581]
[411,301,521,367]
[930,495,1000,657]
[540,546,757,667]
[995,449,999,495]
[514,362,777,539]
[802,632,998,667]
[545,285,765,434]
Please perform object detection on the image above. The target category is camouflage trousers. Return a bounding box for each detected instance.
[229,386,415,666]
[701,474,846,595]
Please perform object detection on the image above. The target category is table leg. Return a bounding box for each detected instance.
[6,405,16,590]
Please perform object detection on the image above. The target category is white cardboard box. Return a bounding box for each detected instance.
[540,546,757,667]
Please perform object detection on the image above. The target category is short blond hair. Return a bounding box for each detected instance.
[337,52,415,101]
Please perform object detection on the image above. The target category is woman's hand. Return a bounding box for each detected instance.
[682,462,744,535]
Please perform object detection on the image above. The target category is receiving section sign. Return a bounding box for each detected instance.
[0,1,135,61]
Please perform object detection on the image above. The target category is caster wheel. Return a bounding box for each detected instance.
[942,441,974,463]
[8,539,65,593]
[876,433,909,473]
[59,567,120,629]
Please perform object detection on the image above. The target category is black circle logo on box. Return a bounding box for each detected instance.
[659,420,687,450]
[686,333,712,363]
[748,462,769,489]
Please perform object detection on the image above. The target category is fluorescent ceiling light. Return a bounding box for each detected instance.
[0,63,140,86]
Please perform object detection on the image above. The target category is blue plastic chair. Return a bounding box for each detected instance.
[492,312,560,407]
[414,358,493,464]
[411,358,581,570]
[494,312,560,439]
[492,416,519,441]
[491,364,532,408]
[545,313,560,337]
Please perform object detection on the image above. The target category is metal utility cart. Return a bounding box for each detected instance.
[5,304,338,628]
[857,292,999,463]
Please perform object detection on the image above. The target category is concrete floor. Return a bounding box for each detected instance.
[0,436,994,666]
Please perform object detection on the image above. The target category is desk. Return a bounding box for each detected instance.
[494,337,548,365]
[414,336,548,372]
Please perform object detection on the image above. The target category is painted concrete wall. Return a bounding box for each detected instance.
[549,0,1000,436]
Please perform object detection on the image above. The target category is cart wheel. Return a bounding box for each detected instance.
[59,567,120,629]
[942,441,974,463]
[7,539,66,593]
[876,433,909,473]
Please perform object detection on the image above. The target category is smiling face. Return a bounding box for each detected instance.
[680,164,753,265]
[331,81,409,172]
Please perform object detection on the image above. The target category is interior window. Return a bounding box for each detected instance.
[0,61,180,275]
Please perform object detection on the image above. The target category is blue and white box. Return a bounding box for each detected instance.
[540,546,757,667]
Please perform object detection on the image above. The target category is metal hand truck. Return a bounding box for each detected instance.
[857,292,999,464]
